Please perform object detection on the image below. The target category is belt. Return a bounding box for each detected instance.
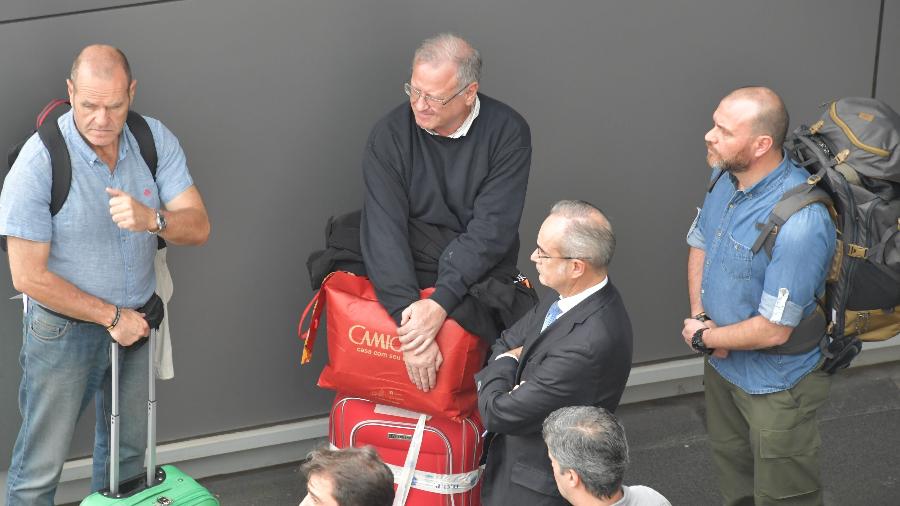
[35,293,164,331]
[36,304,92,324]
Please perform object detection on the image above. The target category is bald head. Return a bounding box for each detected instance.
[413,33,482,87]
[722,86,789,147]
[70,44,132,87]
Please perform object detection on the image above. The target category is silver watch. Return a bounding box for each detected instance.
[149,210,167,235]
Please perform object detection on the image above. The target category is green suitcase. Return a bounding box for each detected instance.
[81,335,219,505]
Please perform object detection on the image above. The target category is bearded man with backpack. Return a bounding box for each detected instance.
[681,87,836,506]
[0,45,209,506]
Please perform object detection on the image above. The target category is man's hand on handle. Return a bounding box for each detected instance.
[108,308,149,346]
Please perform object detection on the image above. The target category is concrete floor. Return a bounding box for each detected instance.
[66,360,900,505]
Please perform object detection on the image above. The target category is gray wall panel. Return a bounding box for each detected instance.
[0,0,884,467]
[877,0,900,108]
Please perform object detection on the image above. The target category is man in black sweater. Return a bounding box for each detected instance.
[361,33,532,392]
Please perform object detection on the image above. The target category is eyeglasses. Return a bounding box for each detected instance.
[533,247,591,262]
[404,82,469,107]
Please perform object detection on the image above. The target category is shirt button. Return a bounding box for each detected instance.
[701,289,705,294]
[729,204,735,209]
[716,231,722,238]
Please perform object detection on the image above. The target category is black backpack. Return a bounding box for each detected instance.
[753,97,900,373]
[2,99,163,251]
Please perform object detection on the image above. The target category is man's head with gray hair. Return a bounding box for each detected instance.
[543,406,629,501]
[412,33,482,87]
[549,200,615,271]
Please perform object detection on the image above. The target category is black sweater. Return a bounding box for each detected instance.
[361,93,532,323]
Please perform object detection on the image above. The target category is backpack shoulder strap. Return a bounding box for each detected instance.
[124,111,166,249]
[36,105,74,217]
[707,169,726,193]
[751,181,833,257]
[126,111,158,178]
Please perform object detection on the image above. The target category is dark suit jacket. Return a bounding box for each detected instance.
[475,281,633,506]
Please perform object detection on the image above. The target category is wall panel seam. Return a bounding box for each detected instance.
[0,0,185,26]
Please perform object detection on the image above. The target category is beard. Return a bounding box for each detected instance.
[707,145,752,174]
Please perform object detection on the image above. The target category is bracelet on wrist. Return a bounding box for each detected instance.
[693,311,710,322]
[106,306,121,331]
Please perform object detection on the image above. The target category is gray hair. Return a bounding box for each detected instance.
[412,33,482,87]
[550,200,615,270]
[543,406,629,500]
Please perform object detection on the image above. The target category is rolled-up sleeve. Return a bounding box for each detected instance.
[686,206,705,249]
[758,204,835,326]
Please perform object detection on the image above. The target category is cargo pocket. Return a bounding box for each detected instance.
[758,421,822,500]
[510,461,561,498]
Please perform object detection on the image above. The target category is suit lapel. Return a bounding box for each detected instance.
[517,284,614,378]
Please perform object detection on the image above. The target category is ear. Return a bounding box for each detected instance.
[66,79,75,103]
[466,81,479,105]
[128,79,137,106]
[753,134,774,158]
[569,258,587,278]
[564,468,581,489]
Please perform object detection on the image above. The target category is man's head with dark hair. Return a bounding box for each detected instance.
[300,447,394,506]
[543,406,629,503]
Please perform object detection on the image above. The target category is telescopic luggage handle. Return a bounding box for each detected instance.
[108,331,159,497]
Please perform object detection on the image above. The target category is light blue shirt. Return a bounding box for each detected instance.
[0,110,193,308]
[686,153,835,394]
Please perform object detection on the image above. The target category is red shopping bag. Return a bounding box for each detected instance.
[300,272,486,419]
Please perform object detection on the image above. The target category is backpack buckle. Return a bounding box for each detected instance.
[847,243,868,258]
[807,174,821,185]
[809,120,824,134]
[834,149,850,164]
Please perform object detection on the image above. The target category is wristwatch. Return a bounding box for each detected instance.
[691,327,714,355]
[148,210,167,235]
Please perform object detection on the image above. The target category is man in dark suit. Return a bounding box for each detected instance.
[476,200,634,506]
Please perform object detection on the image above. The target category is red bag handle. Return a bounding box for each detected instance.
[298,272,336,364]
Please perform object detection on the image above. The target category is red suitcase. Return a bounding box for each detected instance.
[330,394,484,506]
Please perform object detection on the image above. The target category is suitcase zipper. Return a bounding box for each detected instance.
[829,101,891,157]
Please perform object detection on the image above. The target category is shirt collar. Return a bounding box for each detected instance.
[61,110,131,166]
[424,95,480,139]
[557,276,608,314]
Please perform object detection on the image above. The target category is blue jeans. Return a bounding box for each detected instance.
[4,302,148,506]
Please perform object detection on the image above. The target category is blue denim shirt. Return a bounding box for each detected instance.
[686,153,835,394]
[0,111,193,308]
